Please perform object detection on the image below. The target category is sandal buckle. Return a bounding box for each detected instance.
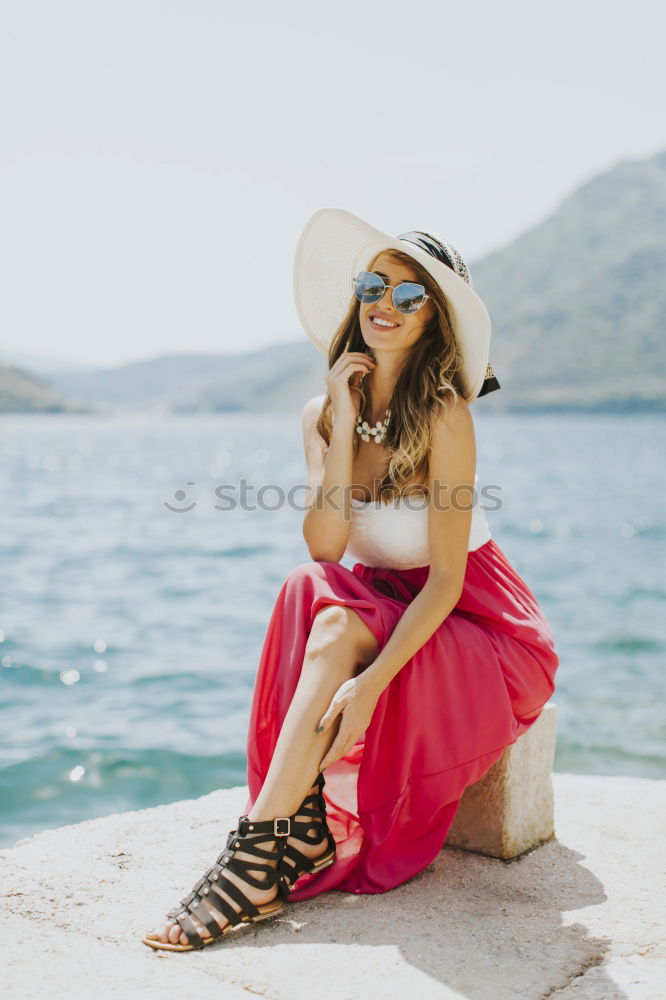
[274,817,290,837]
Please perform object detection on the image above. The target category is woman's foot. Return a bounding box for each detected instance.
[144,781,333,947]
[143,838,282,948]
[281,779,335,890]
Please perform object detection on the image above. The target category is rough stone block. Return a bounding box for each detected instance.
[443,701,557,859]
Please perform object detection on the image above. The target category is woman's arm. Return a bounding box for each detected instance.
[314,395,479,770]
[359,396,476,694]
[301,394,355,562]
[301,351,375,562]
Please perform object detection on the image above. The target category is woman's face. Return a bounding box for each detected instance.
[358,252,436,353]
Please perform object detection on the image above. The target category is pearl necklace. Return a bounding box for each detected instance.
[356,407,391,444]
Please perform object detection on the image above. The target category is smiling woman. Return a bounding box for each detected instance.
[142,207,557,953]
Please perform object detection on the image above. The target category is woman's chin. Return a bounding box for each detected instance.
[360,325,384,346]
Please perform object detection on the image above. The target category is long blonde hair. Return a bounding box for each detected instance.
[315,249,465,503]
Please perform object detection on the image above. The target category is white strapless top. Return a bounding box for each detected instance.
[344,474,491,570]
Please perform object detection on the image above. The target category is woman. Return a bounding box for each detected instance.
[142,208,559,951]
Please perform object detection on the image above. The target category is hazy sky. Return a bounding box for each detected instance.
[1,0,664,368]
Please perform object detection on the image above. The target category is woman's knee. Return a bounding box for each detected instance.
[307,603,378,666]
[279,561,379,667]
[281,559,330,599]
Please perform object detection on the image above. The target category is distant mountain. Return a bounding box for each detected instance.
[3,147,665,414]
[0,350,90,375]
[470,147,666,411]
[36,342,327,413]
[0,364,90,413]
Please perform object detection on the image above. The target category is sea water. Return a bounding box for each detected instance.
[0,411,663,847]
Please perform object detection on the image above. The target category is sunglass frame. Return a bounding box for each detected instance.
[352,271,431,314]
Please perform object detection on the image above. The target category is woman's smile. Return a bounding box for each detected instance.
[368,310,400,331]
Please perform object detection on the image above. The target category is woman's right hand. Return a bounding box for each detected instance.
[325,351,376,430]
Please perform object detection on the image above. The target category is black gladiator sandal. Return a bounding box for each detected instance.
[279,772,337,892]
[141,815,293,952]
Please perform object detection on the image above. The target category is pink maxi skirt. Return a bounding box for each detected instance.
[243,537,559,900]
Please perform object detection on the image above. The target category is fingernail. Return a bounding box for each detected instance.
[315,725,324,734]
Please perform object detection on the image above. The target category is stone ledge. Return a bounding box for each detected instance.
[1,772,664,999]
[445,702,557,859]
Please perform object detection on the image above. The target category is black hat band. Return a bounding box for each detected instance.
[397,231,472,286]
[397,230,499,398]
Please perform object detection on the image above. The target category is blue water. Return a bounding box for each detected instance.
[1,412,664,848]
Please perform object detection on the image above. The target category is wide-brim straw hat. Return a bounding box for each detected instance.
[293,207,500,402]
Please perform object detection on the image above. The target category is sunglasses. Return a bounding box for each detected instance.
[352,270,431,315]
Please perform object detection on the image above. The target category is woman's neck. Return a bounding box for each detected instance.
[363,363,399,422]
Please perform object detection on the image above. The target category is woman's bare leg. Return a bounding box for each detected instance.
[146,603,379,946]
[249,602,379,819]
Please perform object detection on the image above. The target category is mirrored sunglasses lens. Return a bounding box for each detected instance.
[354,271,384,302]
[394,282,426,313]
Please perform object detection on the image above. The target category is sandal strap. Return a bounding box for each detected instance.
[173,908,205,949]
[236,814,293,838]
[220,829,289,891]
[281,822,337,875]
[212,872,261,920]
[187,899,227,941]
[282,794,329,843]
[206,877,256,925]
[281,840,317,872]
[166,822,291,945]
[280,773,337,885]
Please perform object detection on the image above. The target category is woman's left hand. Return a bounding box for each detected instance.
[315,674,383,771]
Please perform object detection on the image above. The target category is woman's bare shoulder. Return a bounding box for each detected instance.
[430,394,473,431]
[301,394,328,450]
[301,393,327,422]
[429,395,475,460]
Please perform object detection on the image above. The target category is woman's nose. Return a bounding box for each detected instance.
[378,286,396,310]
